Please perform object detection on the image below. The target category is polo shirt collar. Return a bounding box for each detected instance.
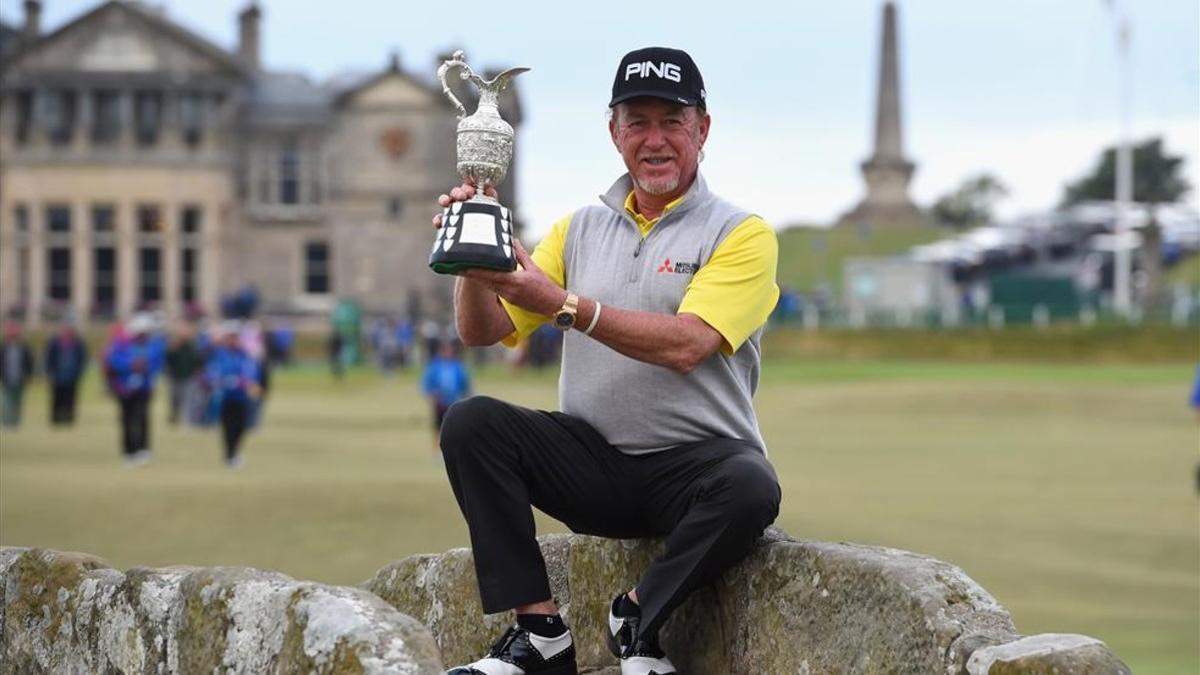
[600,171,710,227]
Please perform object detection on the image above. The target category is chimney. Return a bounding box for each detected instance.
[237,3,261,69]
[23,0,41,40]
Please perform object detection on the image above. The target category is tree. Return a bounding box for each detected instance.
[931,173,1009,229]
[1061,137,1190,206]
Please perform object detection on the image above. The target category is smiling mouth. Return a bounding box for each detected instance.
[640,157,673,166]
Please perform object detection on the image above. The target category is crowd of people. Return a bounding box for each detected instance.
[1,315,274,468]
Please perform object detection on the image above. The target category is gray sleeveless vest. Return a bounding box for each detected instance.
[559,172,767,455]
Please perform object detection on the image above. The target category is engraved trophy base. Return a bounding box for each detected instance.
[429,197,517,275]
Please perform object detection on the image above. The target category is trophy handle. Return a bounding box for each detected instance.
[437,50,473,119]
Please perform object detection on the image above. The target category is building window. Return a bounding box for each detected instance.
[280,141,300,205]
[304,241,330,294]
[134,90,162,146]
[139,247,161,303]
[178,92,203,148]
[92,204,115,233]
[181,248,199,303]
[14,204,29,233]
[48,248,72,302]
[180,205,202,234]
[91,90,121,144]
[46,205,71,233]
[387,196,404,220]
[93,247,116,317]
[137,204,162,233]
[45,90,77,145]
[14,90,33,145]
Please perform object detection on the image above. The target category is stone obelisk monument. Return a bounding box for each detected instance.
[841,1,922,225]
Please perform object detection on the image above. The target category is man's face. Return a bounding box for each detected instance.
[609,98,710,198]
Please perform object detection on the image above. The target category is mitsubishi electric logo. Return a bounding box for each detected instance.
[657,258,699,275]
[625,61,682,83]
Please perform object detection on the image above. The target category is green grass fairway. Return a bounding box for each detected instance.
[775,223,945,292]
[1,360,1196,673]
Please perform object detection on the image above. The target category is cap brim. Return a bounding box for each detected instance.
[609,90,702,108]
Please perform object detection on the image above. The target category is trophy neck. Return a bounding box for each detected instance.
[476,92,501,113]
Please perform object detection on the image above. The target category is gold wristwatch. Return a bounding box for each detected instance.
[553,293,579,331]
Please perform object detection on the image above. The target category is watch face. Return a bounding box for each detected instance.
[554,312,575,329]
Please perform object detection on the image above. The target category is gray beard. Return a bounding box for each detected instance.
[634,175,680,196]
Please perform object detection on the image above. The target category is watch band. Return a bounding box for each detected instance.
[553,293,579,331]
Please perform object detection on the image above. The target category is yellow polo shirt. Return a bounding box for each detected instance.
[501,192,779,355]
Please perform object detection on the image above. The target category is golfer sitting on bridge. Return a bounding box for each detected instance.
[433,46,781,675]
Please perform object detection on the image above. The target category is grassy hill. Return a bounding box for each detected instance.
[775,223,944,293]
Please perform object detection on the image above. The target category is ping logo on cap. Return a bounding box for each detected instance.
[624,61,682,83]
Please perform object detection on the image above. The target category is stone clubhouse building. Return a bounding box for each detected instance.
[0,0,522,326]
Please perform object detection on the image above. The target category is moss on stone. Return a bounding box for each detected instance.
[175,572,233,674]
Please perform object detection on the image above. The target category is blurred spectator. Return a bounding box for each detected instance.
[206,322,261,468]
[394,317,414,370]
[106,314,165,464]
[267,321,295,367]
[44,323,88,426]
[422,340,471,453]
[222,284,259,320]
[421,318,442,362]
[372,317,400,376]
[165,323,202,426]
[329,330,345,380]
[0,321,34,428]
[528,323,562,369]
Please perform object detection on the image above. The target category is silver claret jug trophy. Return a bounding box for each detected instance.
[430,51,529,274]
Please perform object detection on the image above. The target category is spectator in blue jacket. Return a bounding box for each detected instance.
[206,323,262,467]
[106,314,164,463]
[45,323,88,426]
[422,339,471,453]
[0,321,34,428]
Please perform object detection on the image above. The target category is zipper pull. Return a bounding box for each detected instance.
[633,238,644,258]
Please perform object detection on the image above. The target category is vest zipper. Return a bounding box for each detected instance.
[628,236,645,282]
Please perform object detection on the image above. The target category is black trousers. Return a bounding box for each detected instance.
[50,382,79,425]
[221,398,250,461]
[119,391,150,456]
[440,396,781,640]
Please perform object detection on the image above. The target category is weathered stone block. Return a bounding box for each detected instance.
[1,547,443,674]
[362,527,1038,674]
[966,634,1132,675]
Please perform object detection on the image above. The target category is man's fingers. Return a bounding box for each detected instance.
[437,193,451,207]
[513,239,535,269]
[432,213,443,229]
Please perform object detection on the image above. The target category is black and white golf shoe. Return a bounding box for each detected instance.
[445,623,577,675]
[606,594,677,675]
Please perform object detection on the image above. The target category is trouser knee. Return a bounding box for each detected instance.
[438,395,505,460]
[717,454,781,530]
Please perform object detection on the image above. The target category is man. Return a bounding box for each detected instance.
[434,47,780,675]
[0,321,35,428]
[205,322,261,468]
[165,323,202,425]
[106,314,165,463]
[44,322,88,426]
[421,338,472,454]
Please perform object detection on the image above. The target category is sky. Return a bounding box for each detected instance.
[5,0,1198,238]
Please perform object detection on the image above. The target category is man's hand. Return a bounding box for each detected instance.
[432,182,498,229]
[461,240,567,316]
